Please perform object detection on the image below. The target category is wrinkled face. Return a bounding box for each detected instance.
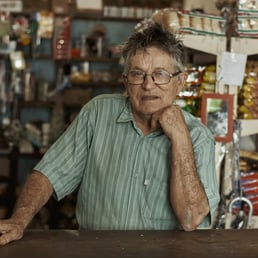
[123,46,186,120]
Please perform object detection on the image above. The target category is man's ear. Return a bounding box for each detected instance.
[122,73,129,93]
[175,72,187,94]
[122,73,127,84]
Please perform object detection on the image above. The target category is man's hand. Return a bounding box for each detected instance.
[152,105,187,140]
[0,219,24,245]
[0,171,53,246]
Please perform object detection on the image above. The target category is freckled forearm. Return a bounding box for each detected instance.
[170,135,209,231]
[11,171,53,229]
[157,105,209,230]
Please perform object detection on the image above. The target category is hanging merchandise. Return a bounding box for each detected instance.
[0,12,11,37]
[0,61,7,115]
[23,66,35,101]
[239,150,258,228]
[227,195,253,228]
[0,12,12,54]
[33,10,55,57]
[12,15,31,46]
[212,143,227,229]
[213,120,249,229]
[36,11,54,41]
[223,120,254,229]
[53,16,71,60]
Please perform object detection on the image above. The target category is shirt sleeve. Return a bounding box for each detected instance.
[34,104,95,201]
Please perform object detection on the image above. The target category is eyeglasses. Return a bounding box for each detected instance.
[124,70,181,86]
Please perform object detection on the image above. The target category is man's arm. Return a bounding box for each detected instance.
[0,171,53,245]
[159,106,210,231]
[170,131,209,231]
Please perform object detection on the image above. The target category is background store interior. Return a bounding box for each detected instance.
[0,0,258,230]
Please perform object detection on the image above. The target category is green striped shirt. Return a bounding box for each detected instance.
[35,94,220,230]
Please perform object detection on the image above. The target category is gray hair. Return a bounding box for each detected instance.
[121,23,186,73]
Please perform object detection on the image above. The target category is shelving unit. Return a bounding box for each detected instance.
[231,37,258,56]
[182,34,227,56]
[182,33,258,137]
[230,37,258,136]
[9,12,138,132]
[182,31,258,230]
[2,2,256,227]
[241,119,258,137]
[0,10,139,225]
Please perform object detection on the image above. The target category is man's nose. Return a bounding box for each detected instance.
[142,74,156,89]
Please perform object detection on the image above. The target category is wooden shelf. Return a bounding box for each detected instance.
[240,119,258,137]
[71,14,142,22]
[13,151,44,158]
[12,11,142,22]
[182,34,258,138]
[27,56,120,62]
[231,38,258,137]
[71,81,123,88]
[182,34,226,55]
[231,37,258,56]
[71,56,120,62]
[18,101,55,108]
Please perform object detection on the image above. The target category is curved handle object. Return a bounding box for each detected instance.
[228,196,253,229]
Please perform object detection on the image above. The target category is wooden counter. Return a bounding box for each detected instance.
[1,229,258,258]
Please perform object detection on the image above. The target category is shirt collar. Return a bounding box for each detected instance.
[117,97,134,123]
[117,97,163,137]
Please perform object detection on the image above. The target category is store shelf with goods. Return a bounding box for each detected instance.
[230,37,258,138]
[0,11,139,227]
[182,33,258,138]
[50,14,137,100]
[181,32,258,230]
[182,33,228,97]
[7,12,138,101]
[0,13,137,132]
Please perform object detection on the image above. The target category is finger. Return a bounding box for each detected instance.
[0,230,23,246]
[0,233,11,245]
[0,223,13,234]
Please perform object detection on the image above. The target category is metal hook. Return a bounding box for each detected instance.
[228,196,253,229]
